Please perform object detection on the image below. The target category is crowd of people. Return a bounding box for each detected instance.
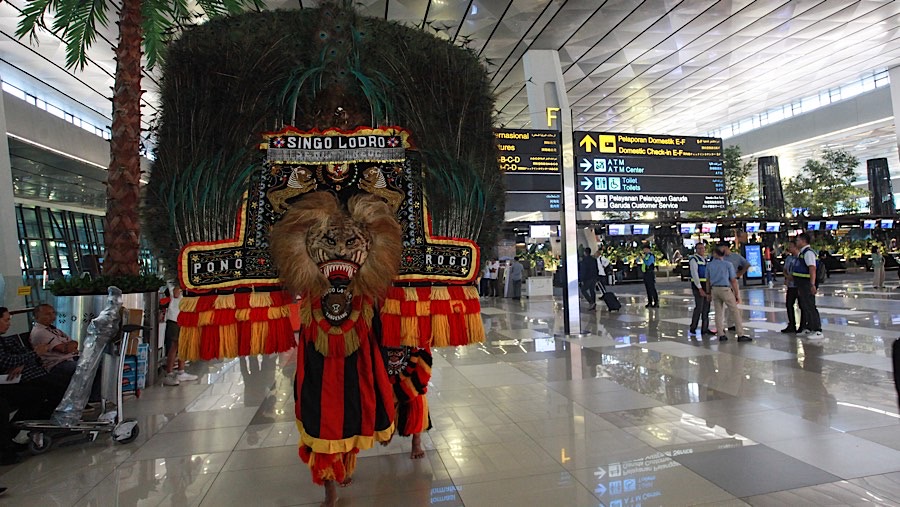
[0,305,80,466]
[478,257,525,299]
[539,230,838,345]
[0,290,200,468]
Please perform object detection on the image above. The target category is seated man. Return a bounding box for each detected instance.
[30,304,79,383]
[30,304,101,402]
[0,307,66,462]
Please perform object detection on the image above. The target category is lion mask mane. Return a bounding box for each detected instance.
[270,191,402,319]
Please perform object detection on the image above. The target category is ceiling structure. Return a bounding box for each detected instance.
[8,137,108,212]
[2,0,900,210]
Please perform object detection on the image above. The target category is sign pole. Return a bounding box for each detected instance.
[560,111,581,336]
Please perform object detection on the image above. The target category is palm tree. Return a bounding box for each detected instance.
[16,0,262,276]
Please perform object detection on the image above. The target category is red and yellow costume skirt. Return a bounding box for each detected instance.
[294,325,395,484]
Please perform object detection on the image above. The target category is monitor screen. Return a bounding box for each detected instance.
[765,222,781,232]
[632,224,649,235]
[863,219,877,230]
[533,338,556,352]
[608,224,631,236]
[679,223,697,234]
[745,222,761,233]
[807,221,821,231]
[882,219,894,229]
[825,220,839,231]
[744,244,764,279]
[529,225,555,238]
[701,223,717,233]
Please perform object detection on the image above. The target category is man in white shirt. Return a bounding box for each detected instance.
[488,258,500,297]
[594,249,609,292]
[30,303,101,401]
[162,285,199,386]
[30,304,77,372]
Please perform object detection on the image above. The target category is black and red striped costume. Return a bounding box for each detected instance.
[383,346,432,436]
[294,298,395,484]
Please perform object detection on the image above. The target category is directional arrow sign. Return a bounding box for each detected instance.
[581,195,594,209]
[594,467,607,480]
[579,134,598,153]
[580,176,593,191]
[594,483,606,497]
[579,158,592,171]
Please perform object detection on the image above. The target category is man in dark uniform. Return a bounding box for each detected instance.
[781,240,801,333]
[579,247,600,310]
[793,233,823,340]
[689,243,712,334]
[641,245,659,308]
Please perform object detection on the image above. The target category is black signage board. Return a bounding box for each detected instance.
[494,129,561,172]
[506,192,562,212]
[495,129,562,212]
[574,131,725,212]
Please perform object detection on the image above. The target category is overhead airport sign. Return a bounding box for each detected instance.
[574,131,725,212]
[494,129,562,212]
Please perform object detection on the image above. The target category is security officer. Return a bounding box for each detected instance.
[688,243,712,335]
[641,244,659,308]
[792,233,823,339]
[781,240,801,333]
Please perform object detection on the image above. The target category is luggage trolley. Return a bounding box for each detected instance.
[15,310,141,454]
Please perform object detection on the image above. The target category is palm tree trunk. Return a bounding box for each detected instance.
[103,0,143,276]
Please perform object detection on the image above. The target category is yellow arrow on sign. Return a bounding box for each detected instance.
[579,134,598,153]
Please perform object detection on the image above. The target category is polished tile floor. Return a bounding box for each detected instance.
[3,272,900,506]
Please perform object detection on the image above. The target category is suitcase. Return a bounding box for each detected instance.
[600,290,622,312]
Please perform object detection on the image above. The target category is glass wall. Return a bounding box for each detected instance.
[15,204,158,304]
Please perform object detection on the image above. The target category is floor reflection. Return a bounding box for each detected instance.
[2,274,899,505]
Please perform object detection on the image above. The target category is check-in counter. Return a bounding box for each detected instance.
[526,276,554,299]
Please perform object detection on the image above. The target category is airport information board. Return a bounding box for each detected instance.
[494,129,561,212]
[573,131,726,212]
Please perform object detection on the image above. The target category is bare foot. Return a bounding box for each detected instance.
[410,433,425,459]
[339,477,353,488]
[322,480,338,507]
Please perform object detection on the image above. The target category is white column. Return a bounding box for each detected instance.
[0,83,27,333]
[523,50,581,335]
[889,67,900,157]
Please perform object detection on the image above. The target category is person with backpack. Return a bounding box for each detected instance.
[793,233,823,340]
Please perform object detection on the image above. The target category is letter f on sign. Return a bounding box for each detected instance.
[546,107,560,128]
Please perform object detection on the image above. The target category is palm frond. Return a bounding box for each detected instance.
[142,0,176,69]
[15,0,57,42]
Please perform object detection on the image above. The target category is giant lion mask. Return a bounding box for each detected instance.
[270,191,402,324]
